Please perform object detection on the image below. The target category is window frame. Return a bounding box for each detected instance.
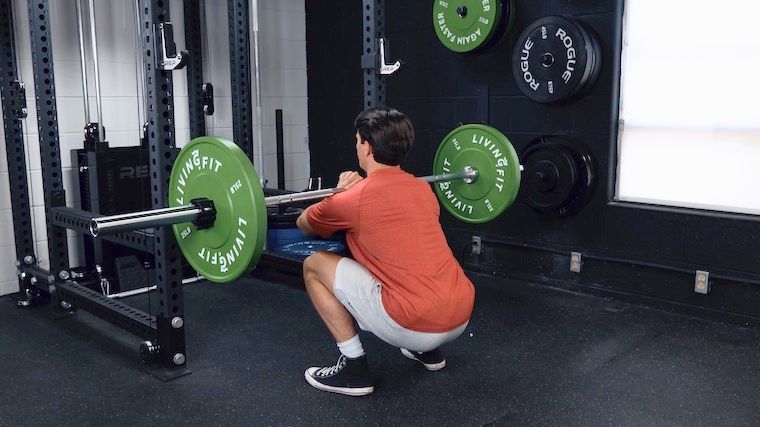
[608,0,760,223]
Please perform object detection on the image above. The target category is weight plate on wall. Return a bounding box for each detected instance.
[575,20,603,98]
[522,144,578,210]
[520,136,596,216]
[433,0,505,53]
[433,124,521,223]
[512,16,602,103]
[477,0,516,51]
[169,136,267,283]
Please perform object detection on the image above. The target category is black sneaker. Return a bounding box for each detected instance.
[401,348,446,371]
[304,354,374,396]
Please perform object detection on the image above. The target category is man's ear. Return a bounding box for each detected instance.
[362,141,373,158]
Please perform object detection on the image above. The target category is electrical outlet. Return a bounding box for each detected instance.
[471,236,482,255]
[694,270,711,294]
[570,252,582,273]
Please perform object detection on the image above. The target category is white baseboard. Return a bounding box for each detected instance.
[0,280,19,297]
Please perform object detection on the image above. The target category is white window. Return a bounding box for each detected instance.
[616,0,760,215]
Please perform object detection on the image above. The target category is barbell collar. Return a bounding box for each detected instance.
[190,198,217,230]
[419,166,478,184]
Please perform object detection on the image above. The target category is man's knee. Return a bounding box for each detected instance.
[302,253,320,277]
[303,252,341,288]
[303,252,329,277]
[305,250,338,268]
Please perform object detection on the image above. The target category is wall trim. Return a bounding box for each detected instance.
[0,281,19,297]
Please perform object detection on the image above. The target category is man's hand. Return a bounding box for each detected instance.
[337,171,363,190]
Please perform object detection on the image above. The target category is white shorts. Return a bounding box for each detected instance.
[332,257,467,352]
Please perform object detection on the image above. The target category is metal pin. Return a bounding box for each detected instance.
[75,0,90,124]
[87,0,105,142]
[173,353,186,365]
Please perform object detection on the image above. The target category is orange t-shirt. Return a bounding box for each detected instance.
[306,167,475,333]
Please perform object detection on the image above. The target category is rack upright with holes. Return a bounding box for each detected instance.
[361,0,400,106]
[228,0,253,158]
[0,0,38,301]
[138,0,189,378]
[27,0,71,292]
[362,0,385,108]
[184,0,206,138]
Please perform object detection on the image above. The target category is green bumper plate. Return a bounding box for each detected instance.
[433,0,502,53]
[169,137,267,283]
[433,124,521,223]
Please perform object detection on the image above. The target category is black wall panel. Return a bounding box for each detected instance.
[306,0,760,322]
[306,2,363,181]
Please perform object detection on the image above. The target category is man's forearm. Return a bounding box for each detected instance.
[297,206,318,237]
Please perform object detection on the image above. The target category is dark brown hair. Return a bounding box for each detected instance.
[353,107,414,166]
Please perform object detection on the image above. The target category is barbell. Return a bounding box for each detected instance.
[89,124,522,283]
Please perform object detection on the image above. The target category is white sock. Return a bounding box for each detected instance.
[337,334,365,359]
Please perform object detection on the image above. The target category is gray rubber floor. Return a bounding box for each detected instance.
[1,273,759,426]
